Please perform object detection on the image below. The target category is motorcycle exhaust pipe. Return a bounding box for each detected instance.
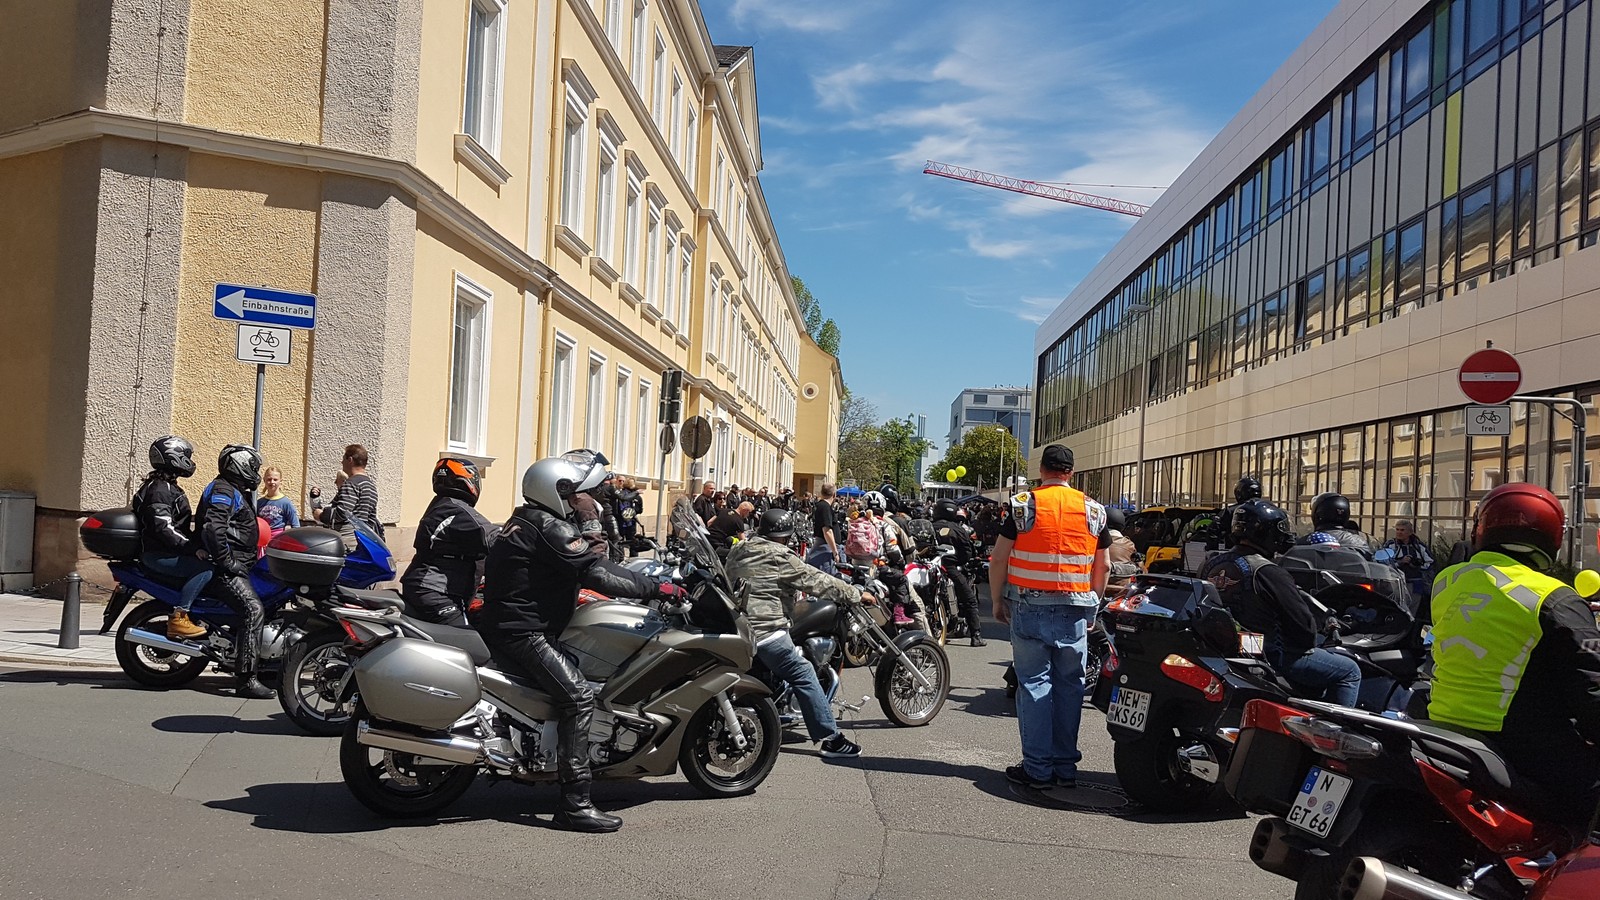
[122,628,208,658]
[1338,857,1467,900]
[356,720,482,765]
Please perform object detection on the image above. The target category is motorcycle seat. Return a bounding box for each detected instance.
[134,565,192,590]
[406,619,492,666]
[339,587,405,611]
[1408,721,1518,793]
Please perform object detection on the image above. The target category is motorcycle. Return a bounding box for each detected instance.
[80,510,396,691]
[770,568,951,729]
[332,497,782,818]
[1089,570,1427,812]
[906,546,961,645]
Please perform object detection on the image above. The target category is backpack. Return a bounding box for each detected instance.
[903,517,936,552]
[844,516,881,558]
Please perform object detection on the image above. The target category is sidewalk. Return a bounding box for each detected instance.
[0,593,118,668]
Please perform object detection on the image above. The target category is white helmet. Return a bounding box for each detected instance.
[863,490,887,512]
[522,457,586,516]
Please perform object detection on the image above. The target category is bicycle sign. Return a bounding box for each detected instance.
[1466,404,1512,437]
[235,324,291,367]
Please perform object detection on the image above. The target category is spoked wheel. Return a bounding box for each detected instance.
[339,707,478,818]
[923,597,949,646]
[679,695,782,797]
[114,600,211,688]
[875,637,950,726]
[841,633,880,669]
[278,628,355,736]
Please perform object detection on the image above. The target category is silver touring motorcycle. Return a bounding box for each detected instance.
[334,498,780,817]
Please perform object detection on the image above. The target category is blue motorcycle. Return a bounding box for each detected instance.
[83,511,398,701]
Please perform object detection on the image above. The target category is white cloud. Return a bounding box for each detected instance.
[729,0,856,33]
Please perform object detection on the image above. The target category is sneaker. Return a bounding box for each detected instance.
[1005,765,1053,790]
[820,733,862,758]
[1055,776,1077,790]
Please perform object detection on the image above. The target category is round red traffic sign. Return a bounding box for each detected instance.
[1458,348,1522,405]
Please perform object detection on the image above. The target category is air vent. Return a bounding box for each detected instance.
[801,382,819,400]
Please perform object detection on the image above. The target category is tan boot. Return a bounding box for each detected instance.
[167,609,207,640]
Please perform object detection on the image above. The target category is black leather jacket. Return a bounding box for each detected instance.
[478,505,662,636]
[931,516,977,564]
[197,477,259,576]
[132,474,195,555]
[1200,548,1322,657]
[401,495,500,606]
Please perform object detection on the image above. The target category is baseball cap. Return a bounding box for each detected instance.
[1041,444,1075,472]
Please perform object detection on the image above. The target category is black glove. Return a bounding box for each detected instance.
[657,582,688,603]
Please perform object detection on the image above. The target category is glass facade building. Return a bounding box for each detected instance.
[1034,0,1600,551]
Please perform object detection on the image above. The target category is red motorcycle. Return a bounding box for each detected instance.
[1225,694,1596,899]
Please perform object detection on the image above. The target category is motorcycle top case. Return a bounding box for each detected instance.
[264,526,346,586]
[1103,573,1240,655]
[355,638,481,730]
[80,508,141,560]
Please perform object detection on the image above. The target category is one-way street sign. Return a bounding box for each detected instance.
[213,283,317,330]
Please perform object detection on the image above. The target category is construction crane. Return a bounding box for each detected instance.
[922,160,1154,218]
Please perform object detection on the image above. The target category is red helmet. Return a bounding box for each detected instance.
[1473,483,1565,569]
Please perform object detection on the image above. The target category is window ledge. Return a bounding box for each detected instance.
[674,333,691,350]
[441,449,496,471]
[619,282,643,306]
[454,134,511,186]
[591,255,619,286]
[641,302,662,324]
[555,225,591,261]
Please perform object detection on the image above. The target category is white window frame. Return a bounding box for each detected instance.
[614,366,633,472]
[594,117,623,264]
[636,379,653,473]
[651,34,666,125]
[622,162,645,286]
[603,0,623,48]
[683,106,697,182]
[662,222,679,325]
[669,73,683,160]
[644,196,663,311]
[462,0,507,153]
[447,274,493,453]
[559,67,598,235]
[584,351,607,450]
[629,0,648,92]
[549,333,577,453]
[677,238,694,333]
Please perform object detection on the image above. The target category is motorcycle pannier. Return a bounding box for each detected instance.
[355,638,480,730]
[265,526,346,586]
[80,509,141,560]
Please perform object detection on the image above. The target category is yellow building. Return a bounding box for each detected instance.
[0,0,838,585]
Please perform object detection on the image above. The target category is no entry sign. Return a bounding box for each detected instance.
[1458,348,1522,405]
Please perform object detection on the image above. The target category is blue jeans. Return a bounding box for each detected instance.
[1009,598,1095,781]
[1272,647,1362,707]
[142,553,213,611]
[805,546,839,576]
[756,631,838,742]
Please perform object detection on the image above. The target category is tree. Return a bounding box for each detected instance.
[929,426,1028,491]
[792,275,823,338]
[877,418,933,496]
[836,390,879,487]
[816,319,841,355]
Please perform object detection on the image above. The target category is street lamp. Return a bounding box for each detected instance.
[1128,302,1154,510]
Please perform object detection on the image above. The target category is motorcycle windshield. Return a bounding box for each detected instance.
[672,496,729,587]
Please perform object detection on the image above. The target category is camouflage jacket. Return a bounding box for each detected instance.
[725,535,860,640]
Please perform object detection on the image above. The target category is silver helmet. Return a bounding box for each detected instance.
[560,449,612,494]
[522,456,586,516]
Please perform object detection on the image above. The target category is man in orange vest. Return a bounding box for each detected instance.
[989,444,1111,790]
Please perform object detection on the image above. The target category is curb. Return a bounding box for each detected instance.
[0,651,122,670]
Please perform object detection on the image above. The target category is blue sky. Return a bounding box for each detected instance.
[699,0,1339,455]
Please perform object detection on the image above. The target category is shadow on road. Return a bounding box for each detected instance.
[151,712,312,737]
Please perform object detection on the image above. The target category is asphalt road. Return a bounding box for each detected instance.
[0,625,1291,900]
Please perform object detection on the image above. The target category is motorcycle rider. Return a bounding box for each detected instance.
[931,498,985,647]
[562,449,619,561]
[1200,499,1362,706]
[400,458,499,627]
[132,436,211,640]
[1297,492,1373,554]
[196,445,274,699]
[725,509,868,759]
[872,494,930,633]
[476,455,686,833]
[1427,483,1600,833]
[1212,476,1263,549]
[877,476,902,514]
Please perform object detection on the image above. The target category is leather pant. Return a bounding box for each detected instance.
[404,587,468,628]
[485,632,595,785]
[212,573,264,677]
[947,568,982,638]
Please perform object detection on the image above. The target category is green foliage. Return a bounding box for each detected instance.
[930,427,1028,490]
[836,406,931,495]
[817,319,841,356]
[792,276,824,338]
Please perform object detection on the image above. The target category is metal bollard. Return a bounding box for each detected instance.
[58,573,81,650]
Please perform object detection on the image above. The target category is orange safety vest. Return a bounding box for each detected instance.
[1007,484,1104,593]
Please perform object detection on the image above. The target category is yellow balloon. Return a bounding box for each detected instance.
[945,469,959,482]
[955,466,967,477]
[1576,569,1600,599]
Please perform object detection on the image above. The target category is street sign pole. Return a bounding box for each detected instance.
[253,364,266,449]
[654,369,685,547]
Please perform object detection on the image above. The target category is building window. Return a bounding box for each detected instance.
[614,368,632,472]
[636,379,653,472]
[462,0,507,152]
[670,74,683,160]
[549,335,576,453]
[663,226,678,324]
[603,0,622,48]
[645,200,662,310]
[594,120,620,264]
[623,168,643,286]
[683,107,697,181]
[448,275,490,452]
[651,35,666,125]
[677,240,694,333]
[972,393,988,405]
[629,0,648,91]
[560,87,589,234]
[585,352,606,449]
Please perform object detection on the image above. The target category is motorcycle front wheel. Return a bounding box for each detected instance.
[340,706,478,818]
[114,599,211,688]
[875,637,949,726]
[679,694,781,798]
[278,628,355,736]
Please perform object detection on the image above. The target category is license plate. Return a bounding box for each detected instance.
[1287,767,1352,838]
[1107,687,1151,733]
[1239,632,1264,655]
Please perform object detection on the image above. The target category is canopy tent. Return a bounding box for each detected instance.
[836,485,866,498]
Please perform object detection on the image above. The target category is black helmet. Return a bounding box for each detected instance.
[433,457,482,505]
[218,444,263,490]
[1233,476,1263,503]
[1104,505,1126,532]
[149,435,196,478]
[1310,492,1352,529]
[757,509,794,541]
[932,498,960,521]
[1229,499,1295,554]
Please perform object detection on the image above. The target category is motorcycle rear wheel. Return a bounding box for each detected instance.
[1111,723,1217,812]
[679,695,781,798]
[1292,808,1466,900]
[340,707,478,818]
[875,638,949,726]
[114,600,211,688]
[278,628,355,736]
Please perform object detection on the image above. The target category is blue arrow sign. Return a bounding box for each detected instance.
[213,283,317,330]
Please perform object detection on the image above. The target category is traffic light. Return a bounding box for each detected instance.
[658,368,684,424]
